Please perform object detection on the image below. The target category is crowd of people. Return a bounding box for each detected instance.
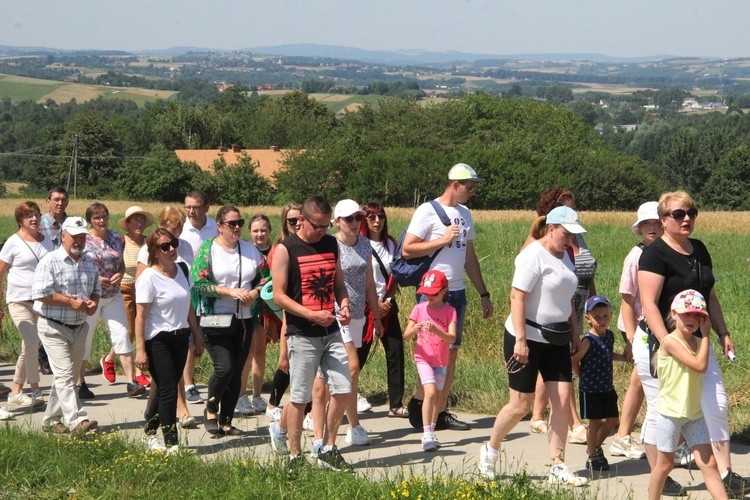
[0,165,747,497]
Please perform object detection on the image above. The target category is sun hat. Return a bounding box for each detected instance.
[585,295,611,313]
[61,216,88,236]
[417,270,448,296]
[671,289,708,317]
[448,163,484,182]
[117,206,155,232]
[632,201,660,235]
[546,206,586,234]
[333,199,365,219]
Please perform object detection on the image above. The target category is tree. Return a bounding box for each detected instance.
[213,155,275,206]
[702,145,750,210]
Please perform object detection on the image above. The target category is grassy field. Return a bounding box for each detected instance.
[2,200,750,444]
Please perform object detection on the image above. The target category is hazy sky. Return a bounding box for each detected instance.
[4,0,750,58]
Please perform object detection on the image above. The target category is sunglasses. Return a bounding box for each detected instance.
[286,217,299,226]
[158,239,180,252]
[305,218,332,231]
[222,219,245,229]
[366,213,386,222]
[667,208,698,221]
[504,357,526,374]
[341,214,364,224]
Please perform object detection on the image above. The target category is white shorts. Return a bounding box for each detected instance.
[84,293,133,358]
[339,316,366,348]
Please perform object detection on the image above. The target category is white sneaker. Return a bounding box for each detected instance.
[548,463,588,487]
[479,443,498,479]
[345,424,371,446]
[31,389,46,408]
[268,422,289,455]
[311,440,323,459]
[7,392,32,408]
[357,393,372,412]
[674,442,695,467]
[265,406,282,422]
[432,433,441,449]
[251,396,268,413]
[0,406,13,421]
[422,433,437,452]
[303,413,314,431]
[236,394,256,416]
[609,434,646,459]
[166,445,181,455]
[143,435,167,453]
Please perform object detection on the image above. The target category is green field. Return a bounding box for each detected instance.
[0,74,63,102]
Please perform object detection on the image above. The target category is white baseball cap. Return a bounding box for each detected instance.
[632,201,660,235]
[546,206,586,234]
[61,216,88,236]
[448,163,484,182]
[333,199,364,219]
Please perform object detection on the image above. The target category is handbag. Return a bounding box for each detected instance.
[525,318,572,346]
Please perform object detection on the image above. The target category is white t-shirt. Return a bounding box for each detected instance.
[504,240,578,343]
[210,240,262,319]
[406,200,474,291]
[617,245,644,332]
[180,217,218,264]
[0,233,54,302]
[137,239,194,267]
[135,267,192,340]
[370,238,396,301]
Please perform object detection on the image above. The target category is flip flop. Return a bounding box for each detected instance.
[388,406,409,418]
[204,408,219,435]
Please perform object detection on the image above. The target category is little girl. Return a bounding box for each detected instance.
[404,270,457,452]
[648,289,727,500]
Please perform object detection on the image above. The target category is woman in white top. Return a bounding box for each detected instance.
[135,228,202,452]
[0,201,53,412]
[191,206,265,436]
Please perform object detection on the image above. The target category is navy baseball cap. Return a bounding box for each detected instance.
[585,295,611,313]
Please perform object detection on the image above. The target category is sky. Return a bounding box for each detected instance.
[3,0,750,59]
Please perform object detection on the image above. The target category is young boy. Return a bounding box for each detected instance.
[572,295,627,472]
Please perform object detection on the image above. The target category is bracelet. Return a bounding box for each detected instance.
[480,292,490,299]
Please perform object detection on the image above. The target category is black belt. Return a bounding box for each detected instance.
[40,316,84,330]
[638,320,651,334]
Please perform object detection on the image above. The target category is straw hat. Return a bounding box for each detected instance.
[117,206,155,231]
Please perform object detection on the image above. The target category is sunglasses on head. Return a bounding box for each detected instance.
[158,239,180,252]
[341,214,364,224]
[222,219,245,229]
[286,217,299,226]
[667,208,698,221]
[366,213,386,221]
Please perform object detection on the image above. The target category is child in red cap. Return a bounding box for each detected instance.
[404,270,457,452]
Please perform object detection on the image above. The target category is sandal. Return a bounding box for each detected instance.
[530,419,548,435]
[203,408,219,435]
[219,426,245,436]
[388,406,409,418]
[569,424,588,444]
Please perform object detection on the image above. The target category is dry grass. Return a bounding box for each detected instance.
[40,84,106,104]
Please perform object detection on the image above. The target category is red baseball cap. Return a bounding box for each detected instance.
[417,270,448,295]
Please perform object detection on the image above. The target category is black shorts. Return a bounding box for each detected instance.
[504,329,573,393]
[579,390,619,420]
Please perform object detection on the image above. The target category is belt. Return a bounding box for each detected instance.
[40,316,84,330]
[638,319,652,334]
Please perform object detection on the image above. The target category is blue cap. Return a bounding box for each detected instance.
[585,295,611,313]
[546,206,586,234]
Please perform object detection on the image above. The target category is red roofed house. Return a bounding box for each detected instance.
[174,146,290,184]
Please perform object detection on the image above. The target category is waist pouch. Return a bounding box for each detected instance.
[525,319,571,346]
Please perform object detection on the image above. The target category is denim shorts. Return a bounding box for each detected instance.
[287,331,351,404]
[418,288,466,349]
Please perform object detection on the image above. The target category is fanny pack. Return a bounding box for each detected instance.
[526,318,572,346]
[640,319,660,379]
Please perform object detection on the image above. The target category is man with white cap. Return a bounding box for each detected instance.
[32,216,101,437]
[402,163,494,430]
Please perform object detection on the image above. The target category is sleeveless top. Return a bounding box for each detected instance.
[579,330,614,393]
[335,235,370,319]
[657,335,704,420]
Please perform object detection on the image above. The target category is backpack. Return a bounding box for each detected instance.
[391,200,452,287]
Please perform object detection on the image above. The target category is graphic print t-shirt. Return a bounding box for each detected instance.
[282,233,340,337]
[409,301,457,368]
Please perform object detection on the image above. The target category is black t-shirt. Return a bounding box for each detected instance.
[280,233,340,337]
[638,237,714,324]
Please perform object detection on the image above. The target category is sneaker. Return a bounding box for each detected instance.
[268,422,289,455]
[287,454,308,476]
[143,435,167,452]
[723,468,750,497]
[166,445,181,455]
[586,453,610,472]
[251,396,268,413]
[609,434,646,459]
[422,433,437,452]
[31,389,46,408]
[436,411,471,431]
[663,476,687,496]
[100,356,116,384]
[0,406,13,420]
[345,424,371,446]
[548,463,588,487]
[77,383,95,400]
[266,406,282,422]
[71,419,97,438]
[357,393,372,412]
[236,394,256,416]
[311,440,323,459]
[179,415,196,428]
[478,443,499,479]
[317,445,354,472]
[432,433,441,449]
[674,442,695,467]
[185,385,203,404]
[7,392,32,408]
[135,374,151,387]
[303,413,314,431]
[0,383,11,396]
[127,382,146,398]
[39,358,53,375]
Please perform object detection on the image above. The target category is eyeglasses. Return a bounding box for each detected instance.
[286,217,299,226]
[366,213,386,222]
[158,239,180,252]
[222,219,245,229]
[504,357,526,374]
[305,217,332,231]
[666,208,698,221]
[91,215,109,221]
[341,214,363,224]
[460,182,477,193]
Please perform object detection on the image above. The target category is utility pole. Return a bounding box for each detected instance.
[66,135,79,198]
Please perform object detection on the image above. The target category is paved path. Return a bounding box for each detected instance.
[2,363,749,498]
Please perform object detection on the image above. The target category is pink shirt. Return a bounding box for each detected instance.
[409,302,457,367]
[617,245,643,332]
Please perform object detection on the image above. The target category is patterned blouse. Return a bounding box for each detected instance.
[84,230,124,299]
